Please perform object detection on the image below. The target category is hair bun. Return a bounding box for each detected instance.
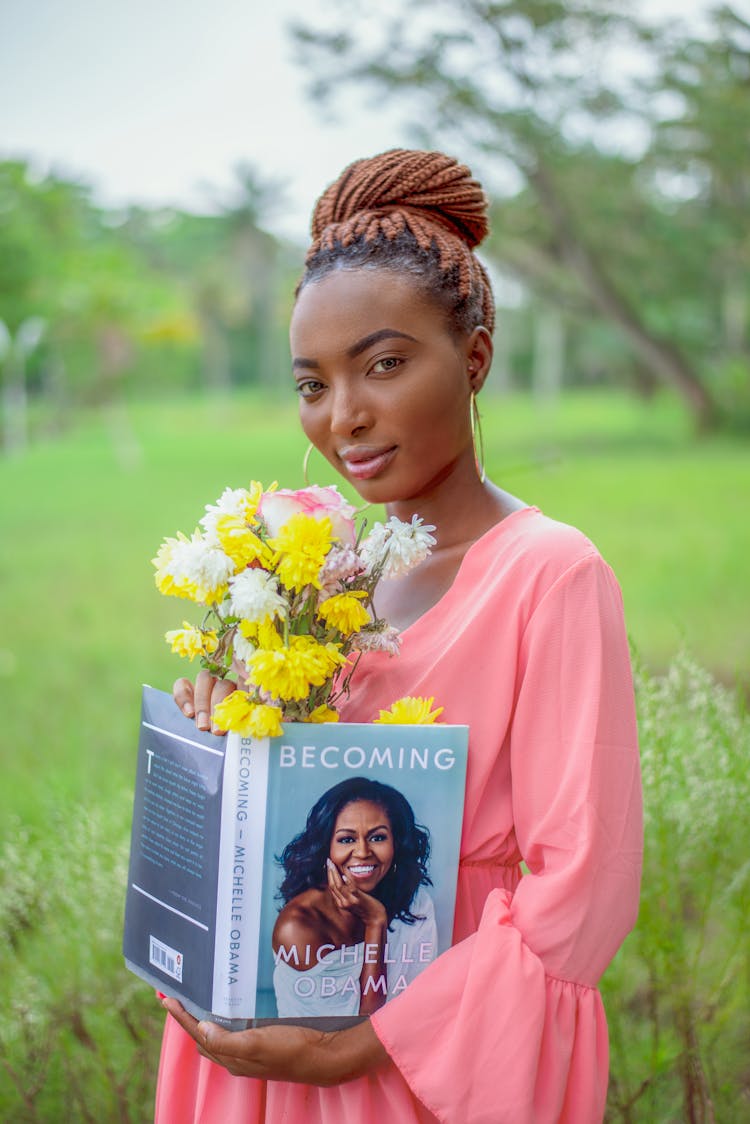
[311,149,489,249]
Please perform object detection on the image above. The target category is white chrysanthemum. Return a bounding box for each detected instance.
[232,631,257,667]
[360,516,436,579]
[350,626,401,656]
[227,568,288,623]
[166,532,235,599]
[358,522,389,571]
[200,487,256,539]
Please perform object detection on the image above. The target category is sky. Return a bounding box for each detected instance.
[0,0,413,242]
[0,0,714,243]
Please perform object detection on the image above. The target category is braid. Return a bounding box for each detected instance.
[301,149,495,335]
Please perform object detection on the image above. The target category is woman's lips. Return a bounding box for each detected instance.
[347,863,378,880]
[339,446,396,480]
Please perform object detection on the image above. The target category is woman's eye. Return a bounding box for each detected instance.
[335,834,355,844]
[371,356,403,375]
[369,832,388,843]
[295,378,325,399]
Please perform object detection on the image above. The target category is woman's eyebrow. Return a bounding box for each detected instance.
[335,824,390,834]
[293,328,417,371]
[347,328,417,358]
[292,328,420,373]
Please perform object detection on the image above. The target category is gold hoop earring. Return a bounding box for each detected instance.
[470,391,486,484]
[302,441,373,513]
[302,442,316,486]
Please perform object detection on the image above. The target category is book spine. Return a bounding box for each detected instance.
[211,733,270,1018]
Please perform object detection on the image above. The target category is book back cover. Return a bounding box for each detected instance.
[123,687,227,1017]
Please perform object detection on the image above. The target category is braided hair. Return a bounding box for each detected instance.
[299,149,495,336]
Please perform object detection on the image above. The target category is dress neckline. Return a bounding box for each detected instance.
[399,505,539,639]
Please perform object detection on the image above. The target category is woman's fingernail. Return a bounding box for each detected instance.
[182,702,195,717]
[197,711,210,730]
[326,858,334,870]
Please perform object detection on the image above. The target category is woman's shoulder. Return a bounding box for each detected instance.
[272,889,329,952]
[462,506,620,625]
[477,505,608,584]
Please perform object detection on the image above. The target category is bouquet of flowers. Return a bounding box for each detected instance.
[152,482,442,738]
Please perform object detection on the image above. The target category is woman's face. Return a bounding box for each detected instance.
[290,269,486,505]
[329,799,395,892]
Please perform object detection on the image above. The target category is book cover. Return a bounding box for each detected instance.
[123,685,468,1029]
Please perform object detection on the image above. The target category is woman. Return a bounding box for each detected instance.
[159,148,643,1123]
[272,777,437,1019]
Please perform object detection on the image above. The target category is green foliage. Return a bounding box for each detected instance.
[603,652,750,1121]
[0,162,299,445]
[0,798,162,1122]
[292,0,750,430]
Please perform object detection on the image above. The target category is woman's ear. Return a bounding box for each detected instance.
[465,327,493,393]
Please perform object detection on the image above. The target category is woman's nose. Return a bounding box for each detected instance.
[329,385,372,438]
[352,837,371,858]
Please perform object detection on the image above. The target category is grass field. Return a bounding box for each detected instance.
[1,387,748,1121]
[1,388,748,833]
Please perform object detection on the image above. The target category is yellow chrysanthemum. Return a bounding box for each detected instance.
[317,591,370,635]
[249,635,345,701]
[238,619,258,643]
[306,704,340,724]
[152,536,199,600]
[212,692,284,738]
[215,514,273,569]
[244,480,265,521]
[375,696,445,725]
[152,530,233,604]
[164,623,218,660]
[269,513,332,592]
[239,619,282,649]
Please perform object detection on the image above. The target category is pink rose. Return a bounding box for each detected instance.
[258,485,357,546]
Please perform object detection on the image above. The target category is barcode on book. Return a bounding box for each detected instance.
[149,935,183,982]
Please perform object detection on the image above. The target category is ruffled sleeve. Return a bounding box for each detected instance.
[370,554,643,1124]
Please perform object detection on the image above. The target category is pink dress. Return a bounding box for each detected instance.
[155,507,643,1124]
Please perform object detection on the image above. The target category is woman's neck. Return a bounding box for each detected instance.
[385,463,526,556]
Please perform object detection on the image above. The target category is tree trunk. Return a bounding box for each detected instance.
[1,354,28,455]
[490,307,513,392]
[532,305,565,404]
[529,162,718,432]
[201,316,231,393]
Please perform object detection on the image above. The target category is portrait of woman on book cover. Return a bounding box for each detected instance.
[271,777,437,1018]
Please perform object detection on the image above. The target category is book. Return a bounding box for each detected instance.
[123,685,469,1030]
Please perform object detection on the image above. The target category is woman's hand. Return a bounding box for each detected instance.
[173,668,237,734]
[326,859,388,929]
[161,997,388,1085]
[326,860,389,1015]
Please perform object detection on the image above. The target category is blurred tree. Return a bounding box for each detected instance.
[0,163,94,448]
[0,316,45,454]
[0,159,297,451]
[649,4,750,418]
[121,164,295,394]
[292,0,749,430]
